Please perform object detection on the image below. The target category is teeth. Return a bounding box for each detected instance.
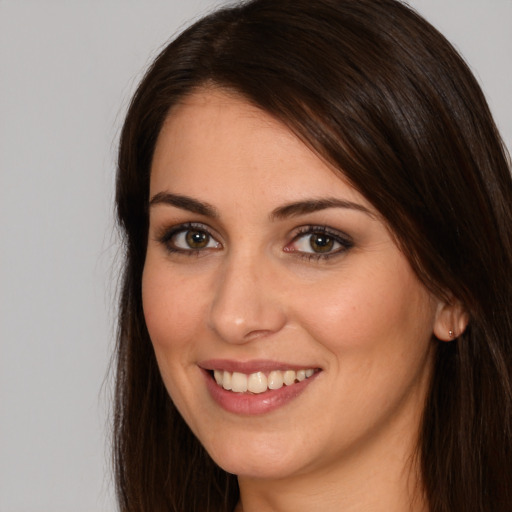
[213,368,316,393]
[231,372,248,392]
[268,370,284,390]
[222,371,232,391]
[247,372,267,394]
[283,370,296,386]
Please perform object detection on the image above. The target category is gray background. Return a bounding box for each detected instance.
[1,1,510,511]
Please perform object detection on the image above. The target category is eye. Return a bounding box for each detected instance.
[285,226,353,259]
[158,223,221,253]
[175,229,216,249]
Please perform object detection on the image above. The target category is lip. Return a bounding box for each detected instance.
[198,359,321,415]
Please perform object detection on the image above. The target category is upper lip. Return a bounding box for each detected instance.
[198,359,320,374]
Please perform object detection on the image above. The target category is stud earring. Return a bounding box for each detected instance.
[448,329,456,339]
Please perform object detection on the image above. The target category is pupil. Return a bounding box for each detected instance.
[186,230,208,248]
[310,234,333,253]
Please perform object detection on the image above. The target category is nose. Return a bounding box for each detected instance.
[207,253,287,344]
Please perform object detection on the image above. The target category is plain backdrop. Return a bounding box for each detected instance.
[0,1,510,511]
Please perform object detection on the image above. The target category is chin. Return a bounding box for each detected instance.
[203,431,310,480]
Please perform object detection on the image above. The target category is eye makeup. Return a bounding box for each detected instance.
[284,225,354,262]
[155,222,222,256]
[154,221,354,262]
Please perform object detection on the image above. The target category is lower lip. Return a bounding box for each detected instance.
[201,369,319,415]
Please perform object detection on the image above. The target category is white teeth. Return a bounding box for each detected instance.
[247,372,267,394]
[213,368,316,393]
[222,371,232,391]
[231,372,248,392]
[283,370,296,386]
[267,370,284,390]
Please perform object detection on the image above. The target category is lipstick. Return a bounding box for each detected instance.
[199,359,320,415]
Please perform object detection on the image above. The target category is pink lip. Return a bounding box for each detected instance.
[198,360,321,416]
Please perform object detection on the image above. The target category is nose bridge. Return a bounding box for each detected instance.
[208,248,286,344]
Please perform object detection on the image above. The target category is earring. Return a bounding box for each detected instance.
[448,329,456,339]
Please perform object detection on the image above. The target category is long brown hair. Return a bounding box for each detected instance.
[114,1,512,510]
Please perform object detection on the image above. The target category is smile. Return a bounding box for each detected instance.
[213,368,316,394]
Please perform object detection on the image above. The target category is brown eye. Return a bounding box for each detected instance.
[309,233,334,253]
[162,225,221,253]
[285,226,353,260]
[185,230,210,249]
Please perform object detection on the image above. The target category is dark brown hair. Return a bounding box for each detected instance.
[114,0,512,510]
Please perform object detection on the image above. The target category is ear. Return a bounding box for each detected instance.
[433,298,469,341]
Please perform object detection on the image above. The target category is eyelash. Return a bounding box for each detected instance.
[156,223,354,261]
[156,222,221,256]
[286,225,354,261]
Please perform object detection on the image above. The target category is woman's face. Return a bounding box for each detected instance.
[143,89,445,481]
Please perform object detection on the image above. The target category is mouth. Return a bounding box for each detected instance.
[199,360,321,414]
[211,368,317,394]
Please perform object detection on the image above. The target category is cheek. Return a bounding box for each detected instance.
[292,262,436,357]
[289,265,436,441]
[141,262,206,359]
[141,261,212,421]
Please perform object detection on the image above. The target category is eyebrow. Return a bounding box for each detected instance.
[149,192,219,218]
[149,192,375,220]
[270,198,375,220]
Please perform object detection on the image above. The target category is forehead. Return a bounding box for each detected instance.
[150,88,373,212]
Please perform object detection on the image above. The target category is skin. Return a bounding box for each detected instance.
[142,88,463,511]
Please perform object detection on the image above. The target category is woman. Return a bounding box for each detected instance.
[113,0,512,510]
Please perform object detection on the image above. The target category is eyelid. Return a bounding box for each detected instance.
[154,222,352,260]
[155,222,222,254]
[285,225,354,260]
